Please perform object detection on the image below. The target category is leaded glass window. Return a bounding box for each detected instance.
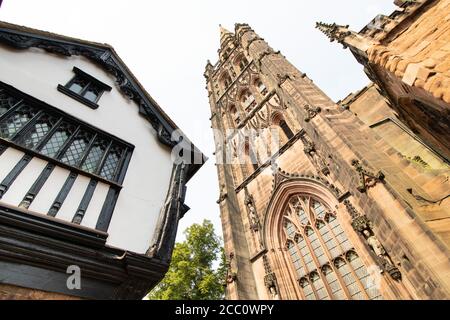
[0,104,37,139]
[19,113,58,149]
[81,138,108,173]
[0,83,131,183]
[39,122,75,158]
[0,89,20,116]
[60,130,94,166]
[99,145,123,180]
[282,194,381,300]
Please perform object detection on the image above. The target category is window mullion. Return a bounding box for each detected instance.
[79,82,92,97]
[96,140,113,175]
[0,99,23,122]
[34,117,64,151]
[77,133,98,168]
[325,221,353,300]
[56,125,81,159]
[10,109,44,142]
[111,147,127,182]
[345,255,370,300]
[312,222,339,299]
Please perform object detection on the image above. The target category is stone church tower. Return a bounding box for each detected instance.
[204,17,449,299]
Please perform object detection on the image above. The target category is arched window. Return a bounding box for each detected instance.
[255,79,268,96]
[240,90,256,112]
[220,72,233,90]
[237,55,249,72]
[272,113,294,141]
[244,141,258,172]
[282,195,381,300]
[229,105,240,125]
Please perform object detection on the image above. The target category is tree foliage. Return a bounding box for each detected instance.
[147,220,226,300]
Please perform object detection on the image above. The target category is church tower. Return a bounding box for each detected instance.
[204,23,450,300]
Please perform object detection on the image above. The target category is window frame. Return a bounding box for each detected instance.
[58,67,112,109]
[0,82,133,187]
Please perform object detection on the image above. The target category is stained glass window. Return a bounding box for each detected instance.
[282,195,381,300]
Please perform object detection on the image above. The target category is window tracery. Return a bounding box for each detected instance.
[282,194,381,300]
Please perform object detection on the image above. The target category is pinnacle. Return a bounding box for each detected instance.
[219,24,233,38]
[315,21,351,43]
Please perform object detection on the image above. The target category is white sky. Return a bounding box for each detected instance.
[0,0,396,243]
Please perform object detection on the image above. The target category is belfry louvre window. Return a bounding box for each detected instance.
[0,83,133,184]
[58,67,112,109]
[282,195,382,300]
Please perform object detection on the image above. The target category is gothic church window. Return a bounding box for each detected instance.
[220,72,233,91]
[282,194,382,300]
[255,79,268,95]
[236,55,249,72]
[229,105,240,125]
[240,90,256,112]
[58,67,112,109]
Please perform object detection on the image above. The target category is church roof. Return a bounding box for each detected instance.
[0,20,206,180]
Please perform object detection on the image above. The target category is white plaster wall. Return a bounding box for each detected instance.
[0,147,24,181]
[56,174,90,221]
[1,157,47,206]
[81,181,109,229]
[0,45,174,254]
[29,165,70,213]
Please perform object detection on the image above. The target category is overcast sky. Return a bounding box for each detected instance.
[0,0,396,242]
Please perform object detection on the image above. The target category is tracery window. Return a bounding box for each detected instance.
[220,72,233,91]
[0,83,133,184]
[237,55,249,72]
[282,195,382,300]
[240,90,256,112]
[229,105,240,126]
[255,79,268,96]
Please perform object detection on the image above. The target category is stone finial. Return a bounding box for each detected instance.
[315,22,352,48]
[220,24,233,38]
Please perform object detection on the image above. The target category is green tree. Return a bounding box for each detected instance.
[148,220,226,300]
